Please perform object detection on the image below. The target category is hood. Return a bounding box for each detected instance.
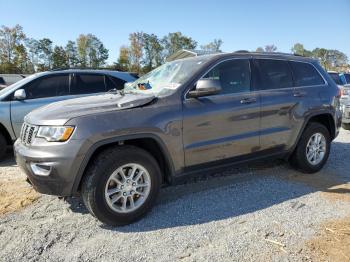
[25,93,156,126]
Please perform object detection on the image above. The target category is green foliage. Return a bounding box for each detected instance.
[142,33,164,71]
[162,32,197,57]
[0,24,349,74]
[37,38,53,70]
[52,46,68,69]
[65,40,79,67]
[128,32,144,73]
[200,39,223,52]
[77,34,109,68]
[116,46,130,71]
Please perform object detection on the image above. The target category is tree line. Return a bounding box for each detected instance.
[0,24,348,75]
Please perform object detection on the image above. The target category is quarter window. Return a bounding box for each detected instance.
[290,61,324,86]
[203,59,251,94]
[106,76,126,90]
[71,74,106,95]
[255,59,293,90]
[25,74,69,99]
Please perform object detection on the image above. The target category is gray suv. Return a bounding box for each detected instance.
[0,69,137,160]
[14,53,342,225]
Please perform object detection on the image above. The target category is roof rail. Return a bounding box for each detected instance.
[49,67,114,71]
[233,51,305,57]
[234,50,250,53]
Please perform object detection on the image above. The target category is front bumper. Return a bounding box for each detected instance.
[14,139,85,196]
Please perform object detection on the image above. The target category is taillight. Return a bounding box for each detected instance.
[337,87,342,98]
[341,88,349,96]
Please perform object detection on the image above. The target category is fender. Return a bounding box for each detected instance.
[71,133,176,194]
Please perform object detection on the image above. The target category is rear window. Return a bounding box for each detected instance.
[255,59,293,90]
[290,61,325,87]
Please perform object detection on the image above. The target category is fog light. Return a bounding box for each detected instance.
[30,162,53,176]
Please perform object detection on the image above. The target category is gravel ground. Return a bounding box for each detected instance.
[0,129,350,261]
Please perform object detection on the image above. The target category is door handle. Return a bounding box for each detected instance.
[240,97,257,104]
[293,91,306,97]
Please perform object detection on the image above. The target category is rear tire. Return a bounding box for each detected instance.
[81,145,161,226]
[0,133,7,161]
[290,122,330,173]
[342,123,350,130]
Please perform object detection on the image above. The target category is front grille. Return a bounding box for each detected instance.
[20,123,38,145]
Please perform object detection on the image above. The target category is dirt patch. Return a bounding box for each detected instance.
[281,170,350,203]
[304,217,350,262]
[0,155,40,215]
[0,177,39,216]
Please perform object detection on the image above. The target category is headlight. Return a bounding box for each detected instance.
[36,126,75,142]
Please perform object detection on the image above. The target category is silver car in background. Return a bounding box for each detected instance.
[0,69,137,160]
[328,71,350,130]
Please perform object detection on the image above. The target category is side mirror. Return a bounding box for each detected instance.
[188,79,222,98]
[14,89,26,100]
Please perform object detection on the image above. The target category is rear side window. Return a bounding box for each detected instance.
[25,74,69,99]
[290,62,324,86]
[255,59,293,90]
[106,76,126,90]
[71,74,106,95]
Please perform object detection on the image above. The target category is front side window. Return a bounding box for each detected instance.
[25,74,69,99]
[290,61,325,87]
[71,74,106,95]
[203,59,251,94]
[255,59,293,90]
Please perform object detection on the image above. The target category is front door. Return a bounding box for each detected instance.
[182,59,261,167]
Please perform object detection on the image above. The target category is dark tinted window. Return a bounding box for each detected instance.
[203,59,251,94]
[255,59,293,90]
[25,74,69,99]
[329,73,342,85]
[71,74,106,95]
[290,61,324,86]
[0,77,5,85]
[106,76,126,90]
[344,74,350,84]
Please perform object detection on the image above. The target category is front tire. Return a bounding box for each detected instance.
[81,146,161,226]
[342,123,350,130]
[290,122,331,173]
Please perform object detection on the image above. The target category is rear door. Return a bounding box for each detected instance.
[182,58,261,167]
[10,74,71,137]
[253,59,296,151]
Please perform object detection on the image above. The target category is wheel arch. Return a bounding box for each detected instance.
[289,112,336,157]
[0,122,13,145]
[72,134,175,194]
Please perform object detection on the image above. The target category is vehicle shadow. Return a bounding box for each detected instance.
[51,140,350,232]
[0,148,16,167]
